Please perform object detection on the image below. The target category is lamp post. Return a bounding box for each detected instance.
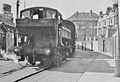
[115,1,120,77]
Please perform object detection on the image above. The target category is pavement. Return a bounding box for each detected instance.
[0,50,120,82]
[0,60,27,74]
[78,51,120,82]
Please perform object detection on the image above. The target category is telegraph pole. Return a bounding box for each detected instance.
[16,0,20,18]
[115,0,120,77]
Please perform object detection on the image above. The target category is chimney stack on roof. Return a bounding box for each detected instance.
[99,11,103,18]
[76,11,79,18]
[106,7,112,15]
[99,11,103,15]
[113,3,118,9]
[90,10,93,17]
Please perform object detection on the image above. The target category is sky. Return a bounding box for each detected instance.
[0,0,115,19]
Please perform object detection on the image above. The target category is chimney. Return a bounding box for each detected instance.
[76,11,79,18]
[99,11,103,18]
[90,10,92,17]
[113,3,118,9]
[99,11,102,15]
[106,7,112,15]
[90,10,92,14]
[99,11,103,17]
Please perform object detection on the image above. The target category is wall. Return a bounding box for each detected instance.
[93,41,98,51]
[98,35,118,57]
[6,32,14,51]
[76,41,98,51]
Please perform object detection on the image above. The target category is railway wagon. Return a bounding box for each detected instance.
[16,7,75,66]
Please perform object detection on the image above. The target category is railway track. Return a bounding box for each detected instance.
[0,64,28,78]
[0,65,51,82]
[13,66,50,82]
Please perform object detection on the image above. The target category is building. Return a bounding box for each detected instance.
[67,10,99,51]
[97,3,118,57]
[0,14,16,52]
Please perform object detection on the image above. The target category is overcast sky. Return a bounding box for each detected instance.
[0,0,114,19]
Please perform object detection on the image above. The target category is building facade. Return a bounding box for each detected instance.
[97,4,118,57]
[67,10,99,51]
[0,14,16,52]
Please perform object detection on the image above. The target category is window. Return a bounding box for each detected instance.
[21,10,30,18]
[96,38,98,41]
[104,21,106,25]
[21,8,57,19]
[91,38,93,41]
[110,19,112,23]
[32,8,56,19]
[33,14,39,19]
[46,10,56,19]
[99,23,101,27]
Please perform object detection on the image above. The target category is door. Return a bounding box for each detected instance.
[2,34,6,51]
[103,40,105,52]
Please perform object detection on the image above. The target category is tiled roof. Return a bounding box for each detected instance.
[67,11,99,21]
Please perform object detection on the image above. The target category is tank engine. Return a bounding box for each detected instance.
[16,7,75,66]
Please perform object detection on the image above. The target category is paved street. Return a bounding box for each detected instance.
[19,49,117,82]
[0,49,119,82]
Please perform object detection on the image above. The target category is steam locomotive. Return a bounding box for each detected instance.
[16,7,76,66]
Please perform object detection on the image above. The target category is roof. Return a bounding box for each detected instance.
[98,10,117,22]
[0,14,15,27]
[20,7,62,17]
[2,24,16,32]
[67,11,99,21]
[0,14,16,32]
